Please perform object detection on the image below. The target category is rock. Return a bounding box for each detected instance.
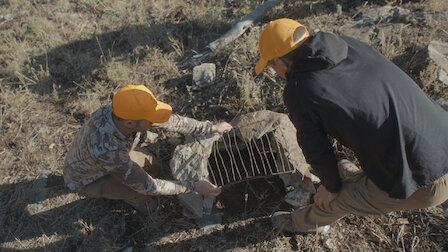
[0,14,13,21]
[428,41,448,85]
[192,63,216,91]
[284,188,311,207]
[439,69,448,85]
[353,6,423,28]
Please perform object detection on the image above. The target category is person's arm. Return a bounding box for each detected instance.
[284,85,341,194]
[96,149,221,196]
[152,114,232,135]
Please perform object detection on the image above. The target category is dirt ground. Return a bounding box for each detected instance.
[1,0,448,251]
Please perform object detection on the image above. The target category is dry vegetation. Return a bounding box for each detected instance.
[1,0,448,251]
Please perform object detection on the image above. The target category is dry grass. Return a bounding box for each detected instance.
[1,0,447,251]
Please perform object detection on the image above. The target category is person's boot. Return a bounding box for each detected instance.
[271,211,331,234]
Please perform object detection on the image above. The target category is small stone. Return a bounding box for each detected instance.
[439,69,448,85]
[428,41,448,86]
[0,14,13,21]
[192,63,216,90]
[284,189,311,207]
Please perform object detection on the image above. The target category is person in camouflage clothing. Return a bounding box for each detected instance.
[63,84,232,212]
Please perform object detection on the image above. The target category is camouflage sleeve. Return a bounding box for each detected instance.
[152,114,212,135]
[97,149,196,195]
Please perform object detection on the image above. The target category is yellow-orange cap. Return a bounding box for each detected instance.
[112,85,172,123]
[255,18,310,74]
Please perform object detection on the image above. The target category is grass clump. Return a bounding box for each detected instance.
[235,71,261,111]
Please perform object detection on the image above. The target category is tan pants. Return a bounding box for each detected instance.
[292,172,448,232]
[78,150,161,206]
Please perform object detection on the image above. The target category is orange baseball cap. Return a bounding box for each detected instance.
[112,85,172,123]
[255,18,310,74]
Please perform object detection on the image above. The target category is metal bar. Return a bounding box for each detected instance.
[260,133,274,175]
[252,137,268,176]
[226,131,243,181]
[221,133,237,183]
[207,161,218,186]
[212,140,225,186]
[232,130,250,178]
[272,135,286,173]
[247,139,261,176]
[266,132,280,174]
[216,139,231,184]
[243,137,256,177]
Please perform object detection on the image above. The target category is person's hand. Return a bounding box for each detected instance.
[212,122,233,134]
[313,185,338,211]
[195,180,222,197]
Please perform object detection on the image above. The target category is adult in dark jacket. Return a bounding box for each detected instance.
[255,18,448,233]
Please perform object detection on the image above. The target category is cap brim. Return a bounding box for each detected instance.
[255,58,268,75]
[147,101,172,123]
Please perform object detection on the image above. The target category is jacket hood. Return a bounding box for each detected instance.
[287,32,348,75]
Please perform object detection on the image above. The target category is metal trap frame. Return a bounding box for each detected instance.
[207,129,296,188]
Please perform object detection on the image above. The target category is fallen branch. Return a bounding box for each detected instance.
[182,0,284,69]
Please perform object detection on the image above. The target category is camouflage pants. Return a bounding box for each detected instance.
[78,150,160,206]
[291,170,448,232]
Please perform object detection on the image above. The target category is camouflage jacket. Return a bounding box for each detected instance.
[63,104,212,195]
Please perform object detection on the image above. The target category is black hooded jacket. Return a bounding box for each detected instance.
[284,32,448,199]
